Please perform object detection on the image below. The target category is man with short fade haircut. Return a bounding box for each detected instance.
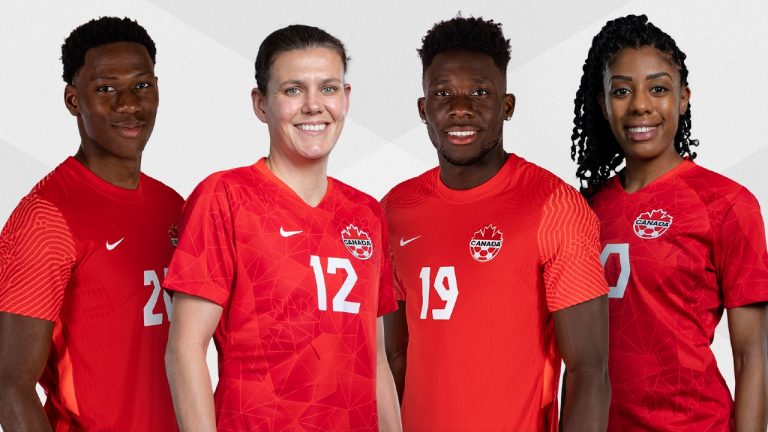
[382,16,610,431]
[0,17,181,430]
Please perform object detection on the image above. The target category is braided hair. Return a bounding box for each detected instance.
[571,14,698,196]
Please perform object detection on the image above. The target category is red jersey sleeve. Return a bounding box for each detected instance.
[716,188,768,308]
[376,207,397,316]
[0,194,76,320]
[538,183,609,312]
[164,176,236,306]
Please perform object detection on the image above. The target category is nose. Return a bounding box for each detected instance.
[629,90,652,115]
[115,88,141,113]
[302,90,323,115]
[449,95,475,118]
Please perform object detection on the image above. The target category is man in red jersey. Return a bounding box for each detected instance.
[382,16,610,431]
[164,25,400,431]
[0,17,181,431]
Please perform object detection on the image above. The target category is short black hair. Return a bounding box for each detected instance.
[418,15,511,73]
[571,14,698,196]
[255,24,348,93]
[62,16,156,84]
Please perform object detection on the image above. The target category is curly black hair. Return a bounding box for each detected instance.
[571,14,698,196]
[62,16,156,84]
[418,14,510,73]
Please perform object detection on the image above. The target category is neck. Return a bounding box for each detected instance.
[265,152,329,207]
[438,150,508,190]
[622,152,683,193]
[74,148,141,189]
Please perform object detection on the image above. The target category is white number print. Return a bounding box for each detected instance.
[600,243,631,299]
[143,268,173,326]
[310,256,360,314]
[419,266,459,320]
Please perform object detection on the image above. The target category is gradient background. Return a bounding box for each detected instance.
[2,0,766,414]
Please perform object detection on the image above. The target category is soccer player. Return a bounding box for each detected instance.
[164,25,401,431]
[0,17,181,431]
[382,16,610,431]
[571,14,768,431]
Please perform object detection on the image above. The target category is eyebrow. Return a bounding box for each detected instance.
[431,77,491,85]
[89,71,154,81]
[609,72,673,82]
[278,78,343,86]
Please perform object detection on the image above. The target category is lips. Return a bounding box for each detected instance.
[625,124,659,141]
[444,126,480,145]
[112,120,146,138]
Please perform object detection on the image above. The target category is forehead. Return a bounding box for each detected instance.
[424,50,505,85]
[78,42,154,78]
[605,46,681,80]
[269,47,345,81]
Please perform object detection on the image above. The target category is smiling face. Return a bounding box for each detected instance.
[600,46,690,167]
[252,47,350,164]
[65,42,158,164]
[419,50,514,169]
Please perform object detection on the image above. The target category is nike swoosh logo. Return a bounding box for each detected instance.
[400,236,421,247]
[106,237,124,251]
[280,227,303,237]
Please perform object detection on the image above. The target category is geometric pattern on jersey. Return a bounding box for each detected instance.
[0,157,182,431]
[164,158,397,431]
[591,160,768,432]
[381,154,609,432]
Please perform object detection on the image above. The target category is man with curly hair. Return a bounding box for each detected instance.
[382,15,610,431]
[0,17,181,430]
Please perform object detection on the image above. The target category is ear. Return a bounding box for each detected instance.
[598,92,608,120]
[251,87,268,123]
[503,93,515,120]
[679,85,691,115]
[343,83,351,115]
[64,84,79,116]
[417,97,426,123]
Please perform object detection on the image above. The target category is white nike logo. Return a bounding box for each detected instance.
[399,236,421,247]
[280,227,303,237]
[106,237,124,251]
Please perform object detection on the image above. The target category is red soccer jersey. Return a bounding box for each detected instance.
[381,154,609,432]
[0,157,182,431]
[591,160,768,431]
[164,158,397,431]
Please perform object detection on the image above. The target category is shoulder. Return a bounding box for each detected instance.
[329,177,384,216]
[681,164,760,210]
[140,172,184,204]
[380,166,438,212]
[188,165,262,199]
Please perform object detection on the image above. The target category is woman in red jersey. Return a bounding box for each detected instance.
[164,25,401,431]
[571,14,768,432]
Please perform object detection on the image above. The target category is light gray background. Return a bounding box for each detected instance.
[1,0,766,411]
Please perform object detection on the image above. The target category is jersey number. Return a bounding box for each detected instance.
[310,256,360,314]
[419,266,458,320]
[144,268,172,326]
[600,243,630,299]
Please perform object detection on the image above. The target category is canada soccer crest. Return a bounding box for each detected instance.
[469,224,503,262]
[633,209,673,239]
[341,224,373,260]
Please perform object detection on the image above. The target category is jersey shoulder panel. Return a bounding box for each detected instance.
[380,166,439,212]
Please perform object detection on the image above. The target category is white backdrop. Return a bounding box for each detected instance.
[2,0,767,415]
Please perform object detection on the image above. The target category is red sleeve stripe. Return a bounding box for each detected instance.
[0,195,76,320]
[538,185,609,312]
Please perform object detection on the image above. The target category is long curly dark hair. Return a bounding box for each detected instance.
[571,14,698,196]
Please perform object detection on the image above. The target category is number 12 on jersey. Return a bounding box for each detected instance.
[419,266,458,320]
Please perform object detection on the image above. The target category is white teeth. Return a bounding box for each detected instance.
[447,130,477,137]
[297,123,327,131]
[628,126,656,133]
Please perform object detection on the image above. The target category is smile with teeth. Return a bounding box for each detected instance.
[296,123,327,132]
[627,126,657,133]
[447,130,477,137]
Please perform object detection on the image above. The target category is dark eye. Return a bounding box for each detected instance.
[611,88,630,97]
[650,85,668,94]
[472,89,489,96]
[136,82,153,89]
[97,85,115,92]
[434,90,450,97]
